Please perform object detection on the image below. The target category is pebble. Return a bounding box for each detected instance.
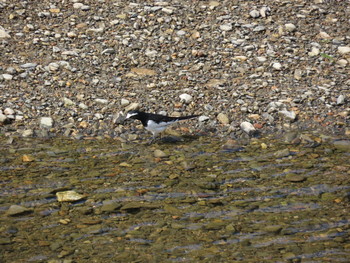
[78,103,88,109]
[95,98,108,104]
[272,62,282,70]
[6,205,32,216]
[125,103,139,112]
[338,46,350,55]
[22,129,34,137]
[274,148,291,158]
[101,200,122,213]
[0,114,7,123]
[249,10,260,18]
[154,149,168,158]
[4,108,15,115]
[308,47,320,57]
[286,174,306,182]
[56,190,85,202]
[179,93,193,103]
[63,97,75,106]
[337,59,348,67]
[2,73,13,80]
[40,117,53,128]
[0,26,10,38]
[220,24,232,31]
[333,140,350,152]
[20,63,37,69]
[240,122,256,134]
[284,23,296,32]
[121,99,130,106]
[198,116,210,122]
[337,95,345,105]
[278,110,297,121]
[217,113,229,124]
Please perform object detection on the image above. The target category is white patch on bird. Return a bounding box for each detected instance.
[146,120,175,135]
[126,112,138,119]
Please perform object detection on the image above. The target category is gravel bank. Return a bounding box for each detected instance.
[0,0,349,140]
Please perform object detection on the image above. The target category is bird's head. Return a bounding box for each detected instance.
[125,110,140,120]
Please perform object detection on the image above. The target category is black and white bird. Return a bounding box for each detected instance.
[125,110,199,142]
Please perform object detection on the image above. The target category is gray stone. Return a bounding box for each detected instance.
[220,23,232,31]
[40,117,53,128]
[249,10,260,18]
[278,110,297,121]
[6,205,32,216]
[337,95,345,105]
[20,63,38,69]
[101,200,122,212]
[2,73,13,80]
[0,114,7,123]
[333,140,350,152]
[0,26,10,38]
[274,148,291,158]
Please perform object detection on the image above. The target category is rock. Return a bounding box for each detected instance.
[101,200,122,213]
[274,148,291,158]
[48,62,60,71]
[333,140,350,152]
[260,6,271,17]
[338,46,350,55]
[125,103,139,112]
[249,10,260,18]
[278,110,297,121]
[63,97,75,106]
[179,93,193,103]
[22,154,34,162]
[256,56,267,63]
[272,62,282,70]
[154,149,168,158]
[121,98,130,106]
[198,116,210,122]
[286,174,306,182]
[337,95,345,105]
[284,23,296,32]
[308,47,320,57]
[130,67,157,76]
[56,190,85,202]
[22,129,34,137]
[220,23,232,31]
[20,63,37,69]
[78,103,88,109]
[240,122,256,134]
[217,113,229,124]
[0,26,10,38]
[0,114,7,123]
[337,59,348,67]
[95,98,108,104]
[2,73,13,80]
[40,117,53,128]
[4,108,15,115]
[6,205,32,216]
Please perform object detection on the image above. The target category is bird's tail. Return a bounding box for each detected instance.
[176,115,199,121]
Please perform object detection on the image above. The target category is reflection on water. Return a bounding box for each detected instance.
[0,136,349,262]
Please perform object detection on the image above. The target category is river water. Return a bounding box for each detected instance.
[1,133,349,262]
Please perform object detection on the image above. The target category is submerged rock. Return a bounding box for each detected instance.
[56,190,85,202]
[6,205,33,216]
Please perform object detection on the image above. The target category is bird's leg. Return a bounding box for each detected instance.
[148,132,158,144]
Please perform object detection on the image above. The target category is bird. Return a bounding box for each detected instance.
[125,110,199,143]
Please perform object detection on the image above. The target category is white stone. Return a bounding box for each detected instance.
[95,98,108,104]
[179,93,193,103]
[63,97,75,106]
[199,116,210,122]
[125,103,139,112]
[40,117,53,128]
[240,122,256,134]
[284,23,296,32]
[48,62,60,71]
[2,73,13,80]
[22,129,34,137]
[272,62,282,70]
[0,26,10,38]
[338,46,350,55]
[337,59,348,67]
[121,99,130,106]
[78,103,88,109]
[256,56,267,62]
[249,10,260,18]
[73,3,84,9]
[0,114,7,123]
[278,110,297,121]
[308,47,320,57]
[4,108,15,115]
[337,95,345,105]
[162,7,173,14]
[145,49,158,58]
[220,23,232,31]
[94,113,104,119]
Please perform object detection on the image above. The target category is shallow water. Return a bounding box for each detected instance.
[0,134,349,262]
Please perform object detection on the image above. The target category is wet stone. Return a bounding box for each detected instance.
[285,173,306,182]
[6,205,33,216]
